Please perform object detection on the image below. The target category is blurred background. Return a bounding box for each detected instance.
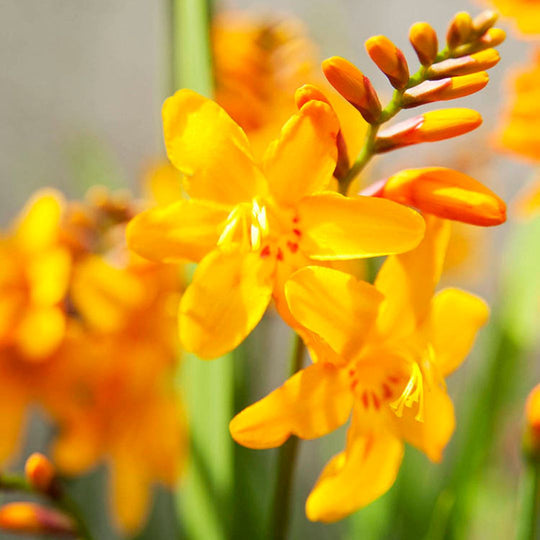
[1,1,539,539]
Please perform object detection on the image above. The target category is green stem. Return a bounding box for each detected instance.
[270,334,306,540]
[0,474,93,540]
[518,458,540,540]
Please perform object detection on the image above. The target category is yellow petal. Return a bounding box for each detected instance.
[375,216,450,339]
[110,452,151,533]
[306,408,404,522]
[15,306,65,360]
[27,247,71,306]
[14,190,64,254]
[390,379,455,462]
[70,256,147,333]
[127,199,229,263]
[425,288,489,377]
[143,162,184,206]
[285,266,383,360]
[298,192,425,260]
[162,89,266,204]
[179,248,274,359]
[52,422,101,475]
[263,99,338,205]
[230,362,353,449]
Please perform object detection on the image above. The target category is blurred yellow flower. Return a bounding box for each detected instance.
[488,0,540,35]
[0,190,70,360]
[230,217,489,522]
[525,383,540,456]
[128,89,425,359]
[498,49,540,161]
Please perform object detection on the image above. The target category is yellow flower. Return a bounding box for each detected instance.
[488,0,540,35]
[127,89,426,359]
[230,217,489,522]
[498,48,540,161]
[0,190,70,360]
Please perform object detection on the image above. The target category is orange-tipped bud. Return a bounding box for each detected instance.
[322,56,382,123]
[294,84,330,109]
[365,35,410,89]
[524,384,540,459]
[375,108,482,152]
[0,502,76,536]
[380,167,506,225]
[409,22,438,66]
[447,12,474,49]
[472,10,498,36]
[25,453,56,494]
[426,49,500,78]
[402,72,489,107]
[478,27,506,49]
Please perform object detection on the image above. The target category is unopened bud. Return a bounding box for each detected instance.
[25,453,57,495]
[472,10,498,36]
[402,72,489,107]
[524,384,540,460]
[322,56,382,123]
[447,12,474,49]
[294,84,330,109]
[365,35,410,89]
[380,167,506,225]
[0,502,76,536]
[375,108,482,152]
[409,22,438,66]
[455,27,506,56]
[426,49,500,78]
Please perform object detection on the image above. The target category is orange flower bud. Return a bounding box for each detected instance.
[0,502,75,536]
[322,56,382,123]
[472,10,498,36]
[447,11,474,49]
[375,108,482,152]
[409,22,438,66]
[478,27,506,48]
[25,453,56,494]
[365,35,409,89]
[525,384,540,459]
[426,49,500,79]
[402,72,489,107]
[380,167,506,225]
[294,84,330,109]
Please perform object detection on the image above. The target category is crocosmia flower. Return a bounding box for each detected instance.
[230,217,489,521]
[127,89,425,359]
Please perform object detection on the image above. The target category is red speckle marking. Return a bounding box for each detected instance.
[388,375,400,384]
[362,391,369,409]
[351,379,358,390]
[292,216,299,223]
[348,368,356,377]
[260,245,271,258]
[292,228,302,237]
[287,241,299,253]
[371,392,381,410]
[277,248,284,261]
[382,383,393,399]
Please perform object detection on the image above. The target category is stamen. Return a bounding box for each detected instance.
[390,362,425,422]
[217,207,242,247]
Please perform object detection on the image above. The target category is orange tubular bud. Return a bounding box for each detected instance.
[447,12,474,49]
[322,56,382,123]
[478,27,506,49]
[0,503,76,536]
[472,10,498,36]
[426,49,500,79]
[25,453,56,494]
[380,167,506,226]
[409,22,438,66]
[525,384,540,459]
[402,72,489,107]
[294,84,330,109]
[365,35,409,89]
[375,108,482,152]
